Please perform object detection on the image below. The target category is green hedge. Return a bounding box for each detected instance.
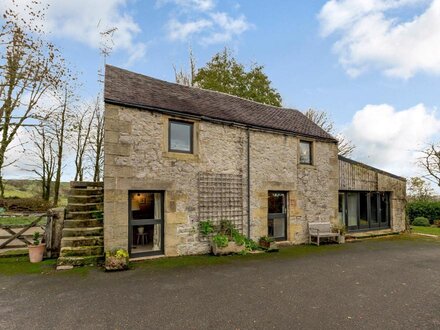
[406,200,440,224]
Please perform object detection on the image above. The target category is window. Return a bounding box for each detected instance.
[299,140,313,164]
[169,120,193,153]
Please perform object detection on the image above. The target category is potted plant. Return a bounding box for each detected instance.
[259,236,276,249]
[333,224,346,244]
[105,248,129,271]
[211,233,245,255]
[28,232,46,263]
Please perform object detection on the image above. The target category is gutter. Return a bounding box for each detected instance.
[247,128,251,239]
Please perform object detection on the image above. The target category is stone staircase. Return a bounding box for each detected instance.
[57,182,104,268]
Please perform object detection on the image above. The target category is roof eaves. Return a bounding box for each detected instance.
[105,97,339,143]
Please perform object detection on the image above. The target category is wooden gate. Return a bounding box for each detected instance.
[0,214,48,250]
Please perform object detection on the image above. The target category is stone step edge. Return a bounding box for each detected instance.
[62,226,103,232]
[57,255,103,267]
[67,202,103,206]
[61,236,103,241]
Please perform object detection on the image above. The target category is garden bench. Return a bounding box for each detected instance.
[308,222,339,246]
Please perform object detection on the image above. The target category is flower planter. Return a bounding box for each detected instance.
[338,235,345,244]
[28,244,46,263]
[105,249,129,271]
[212,241,245,256]
[105,256,129,271]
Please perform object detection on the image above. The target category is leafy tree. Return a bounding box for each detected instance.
[176,48,282,107]
[407,176,434,201]
[304,109,355,157]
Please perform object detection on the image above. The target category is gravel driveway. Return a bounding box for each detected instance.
[1,236,439,329]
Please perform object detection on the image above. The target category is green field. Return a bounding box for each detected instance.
[0,215,43,226]
[2,179,69,206]
[411,226,440,236]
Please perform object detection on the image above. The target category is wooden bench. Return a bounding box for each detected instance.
[308,222,340,246]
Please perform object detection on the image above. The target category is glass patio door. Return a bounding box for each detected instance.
[268,191,287,241]
[129,191,164,257]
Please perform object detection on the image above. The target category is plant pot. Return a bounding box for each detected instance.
[338,235,345,244]
[259,239,272,249]
[212,241,245,256]
[28,243,46,263]
[105,256,129,271]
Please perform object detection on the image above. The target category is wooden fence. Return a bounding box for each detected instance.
[0,213,54,255]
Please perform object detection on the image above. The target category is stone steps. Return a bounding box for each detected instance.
[57,255,103,267]
[62,227,103,237]
[66,203,102,212]
[57,182,104,268]
[63,219,103,228]
[60,246,104,257]
[66,211,103,220]
[61,236,103,248]
[69,188,103,196]
[68,195,103,204]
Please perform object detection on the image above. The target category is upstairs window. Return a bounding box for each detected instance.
[299,140,313,165]
[169,120,193,153]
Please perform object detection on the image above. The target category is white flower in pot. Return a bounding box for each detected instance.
[28,232,46,263]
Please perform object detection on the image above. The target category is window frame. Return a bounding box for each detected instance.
[168,119,194,154]
[299,140,313,165]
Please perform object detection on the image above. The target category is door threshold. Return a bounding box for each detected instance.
[130,254,165,262]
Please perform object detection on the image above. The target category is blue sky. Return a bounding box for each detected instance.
[3,0,440,189]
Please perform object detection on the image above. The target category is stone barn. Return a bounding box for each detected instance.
[103,65,406,258]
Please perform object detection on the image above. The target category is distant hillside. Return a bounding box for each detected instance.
[3,180,70,205]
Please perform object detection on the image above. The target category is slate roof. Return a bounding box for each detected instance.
[104,65,337,142]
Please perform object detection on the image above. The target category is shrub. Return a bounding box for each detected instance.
[212,234,229,248]
[433,220,440,228]
[407,200,440,224]
[0,197,52,212]
[199,220,215,236]
[412,217,430,227]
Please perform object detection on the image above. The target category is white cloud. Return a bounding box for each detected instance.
[167,18,213,40]
[344,103,440,177]
[1,0,147,65]
[157,0,215,12]
[162,1,252,44]
[318,0,440,78]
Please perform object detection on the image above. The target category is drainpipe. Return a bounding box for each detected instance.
[247,128,251,239]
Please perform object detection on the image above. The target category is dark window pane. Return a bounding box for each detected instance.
[268,192,286,214]
[339,193,346,225]
[300,141,312,164]
[169,121,192,152]
[380,193,389,225]
[347,192,357,227]
[370,193,379,226]
[359,192,368,227]
[130,192,162,220]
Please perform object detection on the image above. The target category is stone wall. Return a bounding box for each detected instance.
[104,104,340,256]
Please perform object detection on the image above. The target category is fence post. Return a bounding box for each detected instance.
[46,207,66,258]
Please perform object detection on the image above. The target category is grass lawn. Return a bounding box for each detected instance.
[0,256,91,276]
[411,226,440,236]
[0,215,42,226]
[1,234,436,277]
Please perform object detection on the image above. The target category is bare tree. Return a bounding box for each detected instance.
[52,80,77,205]
[71,104,95,182]
[0,1,64,197]
[174,47,197,87]
[23,124,56,201]
[304,109,355,157]
[419,143,440,187]
[89,96,104,182]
